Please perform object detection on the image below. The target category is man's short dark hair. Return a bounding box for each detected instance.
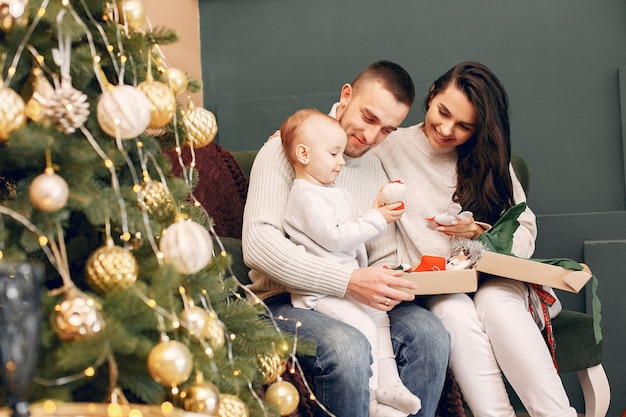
[352,60,415,107]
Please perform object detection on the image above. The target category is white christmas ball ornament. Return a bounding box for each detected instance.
[380,180,405,204]
[159,220,214,274]
[29,170,70,212]
[97,85,151,139]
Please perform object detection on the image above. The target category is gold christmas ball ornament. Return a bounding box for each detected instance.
[264,380,300,416]
[178,305,210,338]
[0,0,28,32]
[85,237,138,294]
[182,103,218,148]
[137,79,177,129]
[119,0,145,30]
[204,314,225,349]
[147,340,193,387]
[104,0,145,31]
[25,67,56,124]
[136,179,175,222]
[163,68,188,96]
[97,84,151,139]
[52,288,105,341]
[159,220,214,275]
[0,80,27,142]
[29,170,70,212]
[180,306,225,348]
[183,375,220,415]
[217,394,248,417]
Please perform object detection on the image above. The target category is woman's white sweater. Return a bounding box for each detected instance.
[370,123,537,265]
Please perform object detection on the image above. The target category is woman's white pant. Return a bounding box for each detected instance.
[426,278,577,417]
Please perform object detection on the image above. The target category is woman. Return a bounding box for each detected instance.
[371,62,576,417]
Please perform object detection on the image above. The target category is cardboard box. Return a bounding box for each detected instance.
[399,269,478,295]
[396,251,591,296]
[474,251,592,293]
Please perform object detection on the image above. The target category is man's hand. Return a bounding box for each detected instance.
[346,266,417,311]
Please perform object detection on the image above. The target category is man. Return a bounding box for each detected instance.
[242,61,450,417]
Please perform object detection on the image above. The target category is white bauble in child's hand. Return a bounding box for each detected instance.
[380,180,405,204]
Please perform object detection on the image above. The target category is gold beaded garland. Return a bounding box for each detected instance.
[85,237,138,294]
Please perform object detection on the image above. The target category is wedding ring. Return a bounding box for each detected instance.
[385,297,391,306]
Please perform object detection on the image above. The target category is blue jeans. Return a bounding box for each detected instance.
[265,294,450,417]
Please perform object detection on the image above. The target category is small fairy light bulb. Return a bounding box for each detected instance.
[161,402,174,415]
[107,403,123,417]
[42,400,56,414]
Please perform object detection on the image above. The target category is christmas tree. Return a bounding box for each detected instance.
[0,1,314,416]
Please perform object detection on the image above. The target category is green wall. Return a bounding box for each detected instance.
[198,1,626,414]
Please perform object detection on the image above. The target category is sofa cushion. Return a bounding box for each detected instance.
[164,142,248,239]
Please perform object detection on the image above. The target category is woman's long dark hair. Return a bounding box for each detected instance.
[425,62,515,224]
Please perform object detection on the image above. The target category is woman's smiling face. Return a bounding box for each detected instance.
[423,85,477,150]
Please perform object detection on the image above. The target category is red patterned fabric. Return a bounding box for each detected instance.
[528,283,558,371]
[163,143,249,239]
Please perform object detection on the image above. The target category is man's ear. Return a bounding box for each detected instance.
[339,83,352,106]
[295,143,310,164]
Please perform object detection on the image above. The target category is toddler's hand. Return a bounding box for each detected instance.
[376,201,404,224]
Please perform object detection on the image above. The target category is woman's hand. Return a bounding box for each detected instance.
[436,216,484,239]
